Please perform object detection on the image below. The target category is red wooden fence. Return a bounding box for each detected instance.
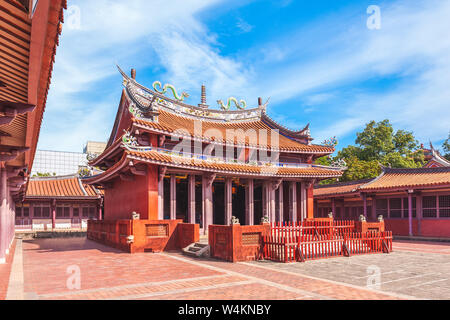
[263,225,392,263]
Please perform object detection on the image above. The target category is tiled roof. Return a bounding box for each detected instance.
[126,149,343,178]
[314,179,372,197]
[26,176,101,198]
[133,110,334,153]
[359,167,450,191]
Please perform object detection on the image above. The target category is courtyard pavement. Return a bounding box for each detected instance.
[2,238,450,300]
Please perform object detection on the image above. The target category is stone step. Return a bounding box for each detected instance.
[194,243,208,248]
[182,242,210,258]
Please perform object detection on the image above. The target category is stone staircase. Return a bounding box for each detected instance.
[182,236,210,258]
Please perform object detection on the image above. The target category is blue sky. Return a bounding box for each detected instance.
[38,0,450,155]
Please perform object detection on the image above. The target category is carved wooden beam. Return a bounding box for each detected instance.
[204,173,216,187]
[272,178,283,190]
[159,135,166,147]
[0,101,36,113]
[159,166,167,181]
[129,161,147,176]
[306,179,316,189]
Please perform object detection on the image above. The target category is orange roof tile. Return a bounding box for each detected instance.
[126,149,343,178]
[360,167,450,191]
[314,179,372,197]
[133,110,333,154]
[26,176,101,198]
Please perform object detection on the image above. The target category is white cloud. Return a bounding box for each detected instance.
[41,0,450,154]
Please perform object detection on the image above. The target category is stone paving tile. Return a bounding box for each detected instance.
[166,253,402,300]
[0,240,16,300]
[13,238,450,300]
[40,275,247,300]
[142,282,308,300]
[22,239,222,296]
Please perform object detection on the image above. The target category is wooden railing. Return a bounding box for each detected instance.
[263,231,393,263]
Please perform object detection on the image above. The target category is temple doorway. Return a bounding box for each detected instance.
[212,181,225,225]
[232,182,245,224]
[254,184,263,224]
[176,177,188,222]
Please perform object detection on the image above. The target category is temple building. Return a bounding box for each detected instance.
[15,175,103,231]
[0,0,67,263]
[85,68,344,234]
[314,145,450,238]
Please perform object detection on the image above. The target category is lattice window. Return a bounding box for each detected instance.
[43,207,50,218]
[119,224,129,236]
[423,196,437,218]
[34,206,42,218]
[439,195,450,218]
[146,224,168,237]
[242,233,260,246]
[23,206,29,217]
[389,198,402,218]
[15,205,22,217]
[73,207,79,217]
[56,207,63,218]
[402,197,416,218]
[376,199,388,218]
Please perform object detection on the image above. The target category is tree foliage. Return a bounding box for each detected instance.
[32,172,56,177]
[443,132,450,161]
[317,119,424,184]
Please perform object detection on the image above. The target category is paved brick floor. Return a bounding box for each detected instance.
[2,238,450,300]
[0,240,16,300]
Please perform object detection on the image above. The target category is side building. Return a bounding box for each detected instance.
[314,146,450,238]
[15,175,103,231]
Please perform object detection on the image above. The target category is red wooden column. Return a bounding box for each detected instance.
[158,166,167,220]
[362,193,368,218]
[188,175,196,224]
[278,181,284,223]
[408,190,414,236]
[371,195,377,221]
[51,199,56,230]
[202,174,216,235]
[245,179,254,225]
[225,178,232,225]
[289,181,297,222]
[170,174,176,220]
[0,164,7,264]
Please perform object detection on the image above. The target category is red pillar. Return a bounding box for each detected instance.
[307,184,314,220]
[408,191,413,237]
[0,165,7,263]
[51,200,56,230]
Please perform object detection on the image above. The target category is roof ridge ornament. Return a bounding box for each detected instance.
[217,97,247,110]
[152,81,189,102]
[122,130,138,147]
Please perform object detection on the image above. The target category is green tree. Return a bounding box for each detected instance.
[443,132,450,161]
[32,172,56,177]
[341,156,382,181]
[317,119,424,183]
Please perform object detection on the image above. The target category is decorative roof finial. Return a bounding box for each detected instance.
[258,97,263,107]
[131,69,136,80]
[198,84,209,108]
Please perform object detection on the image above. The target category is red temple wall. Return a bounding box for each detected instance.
[420,220,450,238]
[104,164,158,220]
[384,219,450,238]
